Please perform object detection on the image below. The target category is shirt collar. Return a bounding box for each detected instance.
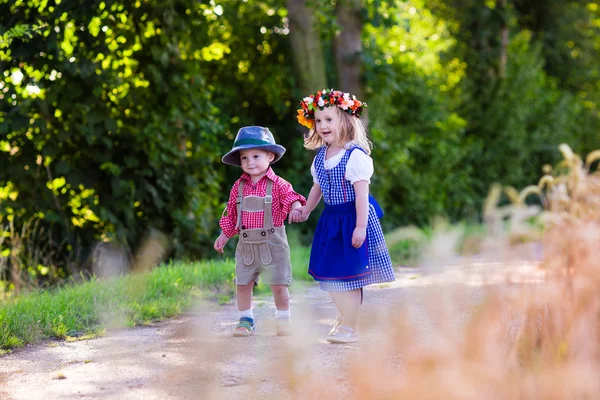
[241,167,276,183]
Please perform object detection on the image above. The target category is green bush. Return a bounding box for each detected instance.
[0,0,227,280]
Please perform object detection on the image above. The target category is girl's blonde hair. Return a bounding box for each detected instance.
[303,107,372,155]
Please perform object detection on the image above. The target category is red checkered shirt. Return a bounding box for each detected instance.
[220,168,307,238]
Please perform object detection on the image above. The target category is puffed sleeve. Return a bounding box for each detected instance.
[219,180,241,238]
[345,150,374,184]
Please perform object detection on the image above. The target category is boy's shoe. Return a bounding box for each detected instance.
[276,319,292,337]
[326,325,359,344]
[329,315,343,335]
[233,317,256,337]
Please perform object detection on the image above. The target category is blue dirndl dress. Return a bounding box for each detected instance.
[309,145,396,292]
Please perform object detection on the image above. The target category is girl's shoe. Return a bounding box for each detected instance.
[329,315,343,335]
[326,325,359,343]
[233,317,256,337]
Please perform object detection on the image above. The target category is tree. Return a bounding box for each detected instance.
[287,0,327,95]
[334,0,365,101]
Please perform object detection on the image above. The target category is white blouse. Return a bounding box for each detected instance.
[310,145,374,185]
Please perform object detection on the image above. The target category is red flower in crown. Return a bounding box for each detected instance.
[296,88,367,129]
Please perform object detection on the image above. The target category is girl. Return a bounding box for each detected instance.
[290,89,396,343]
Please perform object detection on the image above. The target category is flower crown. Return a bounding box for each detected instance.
[297,89,367,129]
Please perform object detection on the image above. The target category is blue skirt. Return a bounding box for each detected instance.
[308,196,383,282]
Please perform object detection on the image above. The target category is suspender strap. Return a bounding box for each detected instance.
[263,180,274,229]
[235,180,244,230]
[236,179,274,230]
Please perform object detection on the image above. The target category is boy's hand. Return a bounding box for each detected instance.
[288,206,310,223]
[288,201,303,223]
[214,233,229,253]
[351,226,367,248]
[288,208,301,223]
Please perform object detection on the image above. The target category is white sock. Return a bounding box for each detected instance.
[276,309,291,321]
[239,309,254,320]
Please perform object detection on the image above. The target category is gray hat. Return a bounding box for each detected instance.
[222,126,286,166]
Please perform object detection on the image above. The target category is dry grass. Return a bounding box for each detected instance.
[268,144,600,399]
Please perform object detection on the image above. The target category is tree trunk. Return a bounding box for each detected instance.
[286,0,327,96]
[334,0,366,122]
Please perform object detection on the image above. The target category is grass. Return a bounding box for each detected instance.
[0,259,239,349]
[385,225,430,266]
[0,218,425,351]
[0,229,317,350]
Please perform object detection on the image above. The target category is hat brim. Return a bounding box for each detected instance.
[222,144,286,166]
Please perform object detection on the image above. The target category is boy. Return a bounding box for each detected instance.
[214,126,306,337]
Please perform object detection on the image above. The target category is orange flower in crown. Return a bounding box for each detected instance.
[296,88,367,129]
[297,109,314,130]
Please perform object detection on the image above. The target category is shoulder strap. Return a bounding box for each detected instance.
[316,146,327,163]
[346,145,366,156]
[263,179,274,229]
[235,180,244,230]
[313,146,326,179]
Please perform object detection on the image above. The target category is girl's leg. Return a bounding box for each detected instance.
[328,289,361,329]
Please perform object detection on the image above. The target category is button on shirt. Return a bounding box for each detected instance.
[219,168,306,238]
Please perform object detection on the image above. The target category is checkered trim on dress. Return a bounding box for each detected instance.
[314,145,395,292]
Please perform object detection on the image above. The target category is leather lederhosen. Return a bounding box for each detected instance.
[234,179,292,285]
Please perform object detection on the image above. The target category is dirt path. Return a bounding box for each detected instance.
[0,260,543,399]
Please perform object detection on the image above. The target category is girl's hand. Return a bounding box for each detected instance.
[301,208,311,221]
[214,233,229,253]
[352,226,367,248]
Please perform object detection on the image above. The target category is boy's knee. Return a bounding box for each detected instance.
[237,282,254,292]
[270,284,289,296]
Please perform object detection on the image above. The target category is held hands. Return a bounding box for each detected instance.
[351,226,367,248]
[213,233,229,253]
[288,206,311,224]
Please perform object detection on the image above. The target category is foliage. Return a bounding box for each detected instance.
[511,0,600,152]
[192,0,311,196]
[364,1,475,225]
[2,0,600,286]
[427,0,600,152]
[0,22,47,49]
[460,33,582,200]
[365,1,593,226]
[0,0,226,283]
